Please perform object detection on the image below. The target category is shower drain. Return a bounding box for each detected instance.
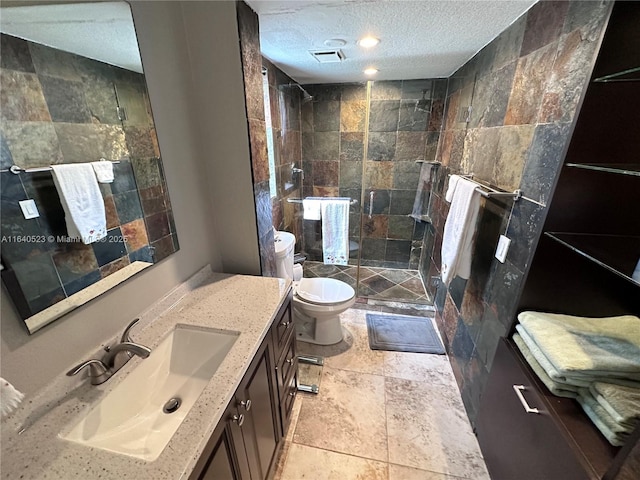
[163,397,182,414]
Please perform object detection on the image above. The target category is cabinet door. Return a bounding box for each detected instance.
[476,339,590,480]
[237,338,280,480]
[279,369,298,434]
[191,403,251,480]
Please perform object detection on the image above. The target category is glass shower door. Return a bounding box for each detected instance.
[356,79,441,303]
[297,79,445,304]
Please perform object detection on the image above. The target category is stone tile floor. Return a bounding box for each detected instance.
[303,261,431,304]
[273,307,490,480]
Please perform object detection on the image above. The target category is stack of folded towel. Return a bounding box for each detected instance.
[512,311,640,446]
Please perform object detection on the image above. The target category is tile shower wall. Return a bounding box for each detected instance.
[237,1,277,277]
[301,80,446,269]
[0,34,177,320]
[428,1,611,422]
[262,58,304,249]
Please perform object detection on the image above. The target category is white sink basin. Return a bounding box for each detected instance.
[60,325,239,461]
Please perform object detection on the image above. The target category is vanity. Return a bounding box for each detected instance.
[0,272,295,480]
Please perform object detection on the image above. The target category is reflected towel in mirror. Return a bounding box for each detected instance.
[51,164,107,244]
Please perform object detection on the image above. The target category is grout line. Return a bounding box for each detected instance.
[287,441,389,466]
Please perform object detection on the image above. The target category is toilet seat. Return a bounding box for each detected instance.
[295,278,355,306]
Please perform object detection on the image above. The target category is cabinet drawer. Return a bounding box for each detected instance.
[273,291,294,359]
[276,329,297,398]
[476,339,590,480]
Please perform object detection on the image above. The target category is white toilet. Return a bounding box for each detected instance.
[274,231,356,345]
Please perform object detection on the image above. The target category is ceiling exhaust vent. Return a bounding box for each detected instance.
[309,49,345,63]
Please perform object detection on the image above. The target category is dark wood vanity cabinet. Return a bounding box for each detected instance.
[191,289,295,480]
[477,340,600,480]
[477,3,640,479]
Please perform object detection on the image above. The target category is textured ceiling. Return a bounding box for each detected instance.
[0,2,142,73]
[246,0,538,83]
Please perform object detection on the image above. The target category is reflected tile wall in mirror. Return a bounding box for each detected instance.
[0,34,178,329]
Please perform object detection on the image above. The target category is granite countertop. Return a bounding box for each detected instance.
[1,272,291,480]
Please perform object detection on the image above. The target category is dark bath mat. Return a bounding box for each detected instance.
[366,313,445,354]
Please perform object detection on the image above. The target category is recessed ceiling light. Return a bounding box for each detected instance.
[324,38,347,47]
[358,36,380,48]
[364,68,378,75]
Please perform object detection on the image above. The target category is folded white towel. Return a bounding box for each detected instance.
[51,164,107,244]
[302,197,322,220]
[445,174,462,203]
[321,198,350,265]
[91,160,114,183]
[441,177,480,285]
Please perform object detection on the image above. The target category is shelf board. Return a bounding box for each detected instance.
[592,66,640,83]
[565,163,640,176]
[545,233,640,286]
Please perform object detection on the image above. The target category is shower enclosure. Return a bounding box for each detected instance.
[267,76,447,304]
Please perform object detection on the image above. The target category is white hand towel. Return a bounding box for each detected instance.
[445,174,462,203]
[321,198,350,265]
[1,377,24,418]
[91,160,114,183]
[410,163,434,222]
[441,177,481,285]
[302,197,322,220]
[51,164,107,244]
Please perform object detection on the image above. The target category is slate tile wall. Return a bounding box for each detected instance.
[429,0,611,422]
[237,1,277,276]
[300,79,446,269]
[0,34,177,321]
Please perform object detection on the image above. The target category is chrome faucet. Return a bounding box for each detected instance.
[66,319,151,385]
[66,359,111,385]
[102,341,151,370]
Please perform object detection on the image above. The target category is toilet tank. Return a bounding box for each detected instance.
[274,231,295,279]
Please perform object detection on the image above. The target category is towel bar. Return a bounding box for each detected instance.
[1,158,125,175]
[287,197,358,206]
[454,173,545,207]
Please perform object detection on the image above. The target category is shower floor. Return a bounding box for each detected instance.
[302,261,431,304]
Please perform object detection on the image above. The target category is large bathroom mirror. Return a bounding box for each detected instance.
[0,2,179,333]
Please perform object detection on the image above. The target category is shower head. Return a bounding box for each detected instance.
[282,82,314,104]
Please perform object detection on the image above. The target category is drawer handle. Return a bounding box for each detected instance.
[232,413,245,427]
[285,357,294,365]
[239,399,252,411]
[513,385,540,414]
[280,320,291,327]
[289,390,297,397]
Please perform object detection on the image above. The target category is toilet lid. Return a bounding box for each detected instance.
[296,278,355,305]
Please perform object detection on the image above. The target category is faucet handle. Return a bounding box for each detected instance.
[121,318,140,343]
[66,359,111,385]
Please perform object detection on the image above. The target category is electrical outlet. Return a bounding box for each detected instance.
[19,199,39,219]
[495,235,511,263]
